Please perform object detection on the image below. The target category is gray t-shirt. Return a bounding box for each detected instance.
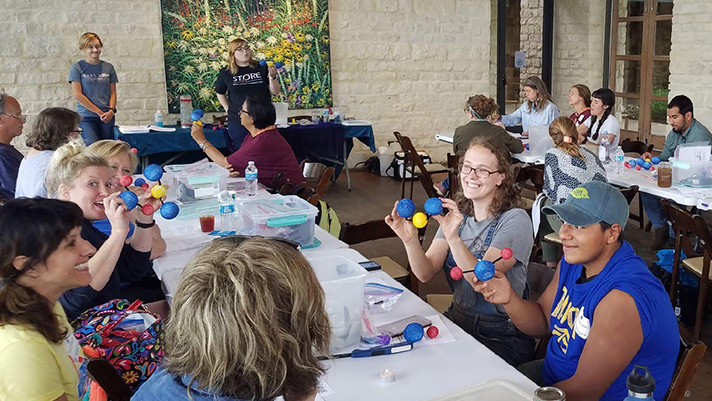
[68,60,118,117]
[435,208,533,298]
[15,150,54,198]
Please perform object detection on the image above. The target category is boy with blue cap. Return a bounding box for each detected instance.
[474,181,679,401]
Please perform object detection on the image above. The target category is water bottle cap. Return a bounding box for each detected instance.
[248,161,255,166]
[627,365,655,394]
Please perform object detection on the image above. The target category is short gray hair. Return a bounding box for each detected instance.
[0,93,6,114]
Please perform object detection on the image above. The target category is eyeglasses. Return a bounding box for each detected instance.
[215,234,301,251]
[1,112,26,124]
[235,46,250,52]
[237,109,250,116]
[460,165,501,179]
[73,128,83,134]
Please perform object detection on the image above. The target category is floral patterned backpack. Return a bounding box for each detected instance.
[72,299,164,391]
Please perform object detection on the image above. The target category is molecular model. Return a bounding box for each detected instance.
[624,156,660,172]
[118,163,180,220]
[449,247,513,282]
[396,197,444,228]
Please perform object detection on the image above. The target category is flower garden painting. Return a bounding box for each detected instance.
[161,0,332,112]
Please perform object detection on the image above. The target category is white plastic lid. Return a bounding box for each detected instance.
[248,161,255,166]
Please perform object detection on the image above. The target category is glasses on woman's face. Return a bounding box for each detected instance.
[238,109,250,116]
[235,46,250,53]
[460,165,501,179]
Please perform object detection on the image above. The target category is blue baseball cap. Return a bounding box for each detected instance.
[542,181,629,229]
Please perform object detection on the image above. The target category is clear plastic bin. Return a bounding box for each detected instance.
[527,125,554,155]
[671,158,712,187]
[239,195,319,246]
[165,161,230,201]
[308,255,368,351]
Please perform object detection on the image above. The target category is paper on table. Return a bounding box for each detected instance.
[274,378,333,401]
[342,119,371,126]
[149,125,176,132]
[118,125,150,134]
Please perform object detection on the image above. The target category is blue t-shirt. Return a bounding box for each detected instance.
[542,241,679,400]
[132,369,247,401]
[0,143,23,199]
[68,60,118,117]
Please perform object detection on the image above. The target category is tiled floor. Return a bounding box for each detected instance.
[324,169,712,401]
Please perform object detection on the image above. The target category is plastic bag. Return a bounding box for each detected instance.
[364,282,403,313]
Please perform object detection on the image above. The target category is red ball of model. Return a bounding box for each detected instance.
[635,165,642,171]
[119,175,133,187]
[449,266,463,281]
[130,148,138,154]
[141,204,155,215]
[141,183,150,190]
[500,247,513,260]
[426,325,439,339]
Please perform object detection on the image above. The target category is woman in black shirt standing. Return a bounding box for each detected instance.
[215,38,281,150]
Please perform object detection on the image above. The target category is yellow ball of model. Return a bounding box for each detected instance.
[151,185,167,199]
[412,212,428,228]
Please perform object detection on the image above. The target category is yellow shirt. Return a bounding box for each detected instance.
[0,302,84,401]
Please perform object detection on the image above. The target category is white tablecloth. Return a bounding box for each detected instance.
[152,199,537,400]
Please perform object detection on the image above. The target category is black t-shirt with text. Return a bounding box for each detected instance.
[214,64,271,121]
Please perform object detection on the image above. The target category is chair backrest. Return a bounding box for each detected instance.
[300,160,334,198]
[619,185,639,205]
[447,153,460,199]
[621,138,654,155]
[663,200,710,260]
[393,131,439,199]
[525,165,545,194]
[87,358,133,401]
[340,219,427,246]
[664,325,708,401]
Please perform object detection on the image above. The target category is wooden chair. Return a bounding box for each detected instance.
[339,219,426,293]
[87,358,132,401]
[300,160,335,198]
[393,131,448,199]
[621,138,655,230]
[211,115,228,125]
[447,153,460,199]
[525,165,545,194]
[664,200,712,341]
[664,324,707,401]
[542,185,639,246]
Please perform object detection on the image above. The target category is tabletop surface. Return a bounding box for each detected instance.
[152,190,536,400]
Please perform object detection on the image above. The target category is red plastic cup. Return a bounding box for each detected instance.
[199,215,215,233]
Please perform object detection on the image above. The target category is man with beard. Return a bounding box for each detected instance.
[640,95,712,249]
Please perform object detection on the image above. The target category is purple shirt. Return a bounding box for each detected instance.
[226,127,305,186]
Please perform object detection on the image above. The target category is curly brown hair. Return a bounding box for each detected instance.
[455,136,520,217]
[465,94,499,119]
[26,107,81,151]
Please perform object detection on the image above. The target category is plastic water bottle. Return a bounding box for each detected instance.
[154,110,163,127]
[245,161,258,196]
[218,190,236,230]
[599,136,610,163]
[624,365,655,401]
[613,146,625,174]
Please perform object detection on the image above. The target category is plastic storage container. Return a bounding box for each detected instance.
[670,158,712,187]
[308,255,368,351]
[239,195,319,246]
[527,125,554,155]
[165,162,230,201]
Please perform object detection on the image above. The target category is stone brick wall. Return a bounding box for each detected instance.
[1,0,493,164]
[1,0,166,153]
[668,0,712,132]
[551,0,606,112]
[518,0,543,103]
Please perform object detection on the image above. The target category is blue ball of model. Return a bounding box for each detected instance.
[424,197,443,216]
[637,158,645,166]
[397,198,416,219]
[118,191,139,211]
[651,156,661,165]
[643,161,652,170]
[160,202,180,220]
[403,323,424,343]
[629,159,638,167]
[474,260,496,282]
[134,177,146,187]
[143,164,163,182]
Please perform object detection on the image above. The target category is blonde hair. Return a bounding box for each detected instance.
[79,32,103,50]
[164,237,331,400]
[549,116,583,159]
[227,38,258,74]
[45,139,108,197]
[87,140,139,173]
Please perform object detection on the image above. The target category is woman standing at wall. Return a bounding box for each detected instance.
[215,39,281,151]
[68,32,118,145]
